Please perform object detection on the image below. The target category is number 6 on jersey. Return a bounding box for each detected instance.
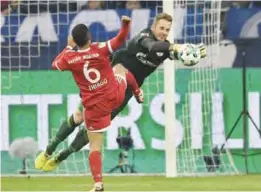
[83,62,101,84]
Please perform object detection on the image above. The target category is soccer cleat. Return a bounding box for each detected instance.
[34,151,49,169]
[42,155,60,172]
[89,182,104,192]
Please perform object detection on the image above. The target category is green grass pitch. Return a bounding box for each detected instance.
[1,174,260,191]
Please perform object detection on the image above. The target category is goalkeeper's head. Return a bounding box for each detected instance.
[72,24,91,48]
[151,13,172,41]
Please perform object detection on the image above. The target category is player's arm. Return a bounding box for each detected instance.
[140,38,206,60]
[52,36,75,71]
[51,47,71,71]
[102,16,131,55]
[139,37,181,59]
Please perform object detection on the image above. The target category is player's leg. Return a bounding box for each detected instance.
[43,89,133,172]
[42,66,136,171]
[42,88,132,171]
[88,130,104,192]
[57,127,89,162]
[114,63,143,103]
[84,106,111,192]
[35,104,84,169]
[42,126,89,172]
[111,86,133,119]
[58,86,132,160]
[46,106,84,155]
[113,63,127,79]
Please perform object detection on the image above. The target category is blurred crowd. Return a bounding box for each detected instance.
[1,0,157,14]
[220,1,261,37]
[1,0,260,39]
[2,0,261,15]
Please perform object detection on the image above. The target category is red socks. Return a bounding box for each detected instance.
[89,151,102,183]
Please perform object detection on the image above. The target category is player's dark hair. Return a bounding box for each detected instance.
[71,24,90,48]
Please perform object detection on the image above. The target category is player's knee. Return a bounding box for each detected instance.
[113,64,127,77]
[73,109,84,125]
[88,133,103,153]
[90,145,102,153]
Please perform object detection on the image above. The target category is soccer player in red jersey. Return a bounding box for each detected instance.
[51,16,140,191]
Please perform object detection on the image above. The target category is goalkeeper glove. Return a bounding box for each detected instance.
[133,88,144,104]
[169,44,183,60]
[169,43,207,59]
[169,44,182,53]
[197,43,207,58]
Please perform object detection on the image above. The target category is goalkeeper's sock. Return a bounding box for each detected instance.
[70,128,89,151]
[89,151,103,183]
[56,128,89,162]
[56,146,75,162]
[46,115,79,156]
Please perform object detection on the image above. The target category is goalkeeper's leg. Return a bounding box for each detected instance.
[46,107,83,156]
[42,127,89,172]
[35,103,84,169]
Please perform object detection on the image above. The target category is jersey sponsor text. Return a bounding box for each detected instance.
[68,56,81,64]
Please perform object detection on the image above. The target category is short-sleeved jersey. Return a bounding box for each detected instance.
[54,42,118,107]
[111,28,170,85]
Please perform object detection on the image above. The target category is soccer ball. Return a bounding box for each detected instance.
[178,44,201,66]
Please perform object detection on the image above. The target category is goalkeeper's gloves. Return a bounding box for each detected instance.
[169,43,197,60]
[169,44,182,60]
[133,88,144,104]
[169,43,206,60]
[169,44,182,53]
[197,43,207,58]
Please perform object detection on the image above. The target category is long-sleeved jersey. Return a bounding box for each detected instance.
[111,28,173,86]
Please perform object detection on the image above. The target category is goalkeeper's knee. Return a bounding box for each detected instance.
[68,111,83,128]
[70,109,84,126]
[70,128,89,152]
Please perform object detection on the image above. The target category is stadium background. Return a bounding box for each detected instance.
[1,0,261,176]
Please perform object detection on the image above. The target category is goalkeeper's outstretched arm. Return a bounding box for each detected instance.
[140,37,182,60]
[140,38,206,60]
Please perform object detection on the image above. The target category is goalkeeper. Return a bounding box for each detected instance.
[35,13,206,171]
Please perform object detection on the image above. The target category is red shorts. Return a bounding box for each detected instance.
[84,75,126,132]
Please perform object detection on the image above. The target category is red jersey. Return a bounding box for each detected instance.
[52,21,130,107]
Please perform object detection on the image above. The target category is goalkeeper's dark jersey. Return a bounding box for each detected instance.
[111,28,170,86]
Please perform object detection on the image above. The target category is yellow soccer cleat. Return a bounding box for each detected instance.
[34,151,49,169]
[42,156,59,172]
